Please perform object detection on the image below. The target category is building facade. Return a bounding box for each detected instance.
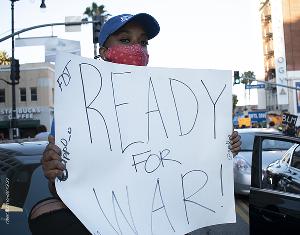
[0,62,54,139]
[260,0,300,115]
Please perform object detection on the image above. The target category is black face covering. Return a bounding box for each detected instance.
[28,198,91,235]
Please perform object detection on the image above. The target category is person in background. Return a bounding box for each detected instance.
[284,123,296,137]
[34,125,50,141]
[268,121,277,131]
[29,13,242,235]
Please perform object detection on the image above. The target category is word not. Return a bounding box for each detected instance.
[58,127,72,181]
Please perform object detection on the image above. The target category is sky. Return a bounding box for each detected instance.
[0,0,265,105]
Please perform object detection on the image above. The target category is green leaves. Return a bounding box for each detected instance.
[241,71,255,85]
[83,2,107,18]
[0,50,10,65]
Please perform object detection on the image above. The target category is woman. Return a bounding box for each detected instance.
[29,13,241,235]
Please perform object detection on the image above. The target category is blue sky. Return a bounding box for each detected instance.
[0,0,264,105]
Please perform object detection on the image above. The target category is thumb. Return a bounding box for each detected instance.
[48,135,55,144]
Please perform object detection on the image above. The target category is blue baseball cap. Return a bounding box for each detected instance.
[99,13,160,46]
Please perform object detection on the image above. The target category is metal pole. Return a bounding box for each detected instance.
[0,20,101,43]
[10,0,19,139]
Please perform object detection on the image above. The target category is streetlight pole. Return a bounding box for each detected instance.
[9,0,46,139]
[10,0,18,139]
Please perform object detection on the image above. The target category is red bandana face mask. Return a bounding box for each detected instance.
[105,44,149,66]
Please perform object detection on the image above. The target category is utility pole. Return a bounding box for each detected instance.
[8,0,46,139]
[10,0,19,139]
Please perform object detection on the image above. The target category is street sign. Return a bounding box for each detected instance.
[248,111,266,123]
[65,16,81,32]
[245,84,265,89]
[282,113,298,126]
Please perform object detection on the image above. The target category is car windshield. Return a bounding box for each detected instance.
[240,132,293,151]
[240,133,256,151]
[262,139,294,151]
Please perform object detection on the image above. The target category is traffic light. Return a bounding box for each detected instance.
[92,15,102,44]
[233,71,240,85]
[10,59,20,82]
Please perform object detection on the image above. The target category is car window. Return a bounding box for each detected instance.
[239,133,255,151]
[281,150,292,165]
[0,166,51,234]
[240,133,293,151]
[262,139,293,151]
[0,142,51,235]
[291,145,300,170]
[262,141,300,195]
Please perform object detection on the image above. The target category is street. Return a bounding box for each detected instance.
[190,195,249,235]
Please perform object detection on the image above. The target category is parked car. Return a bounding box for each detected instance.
[233,128,293,195]
[249,133,300,234]
[0,140,51,235]
[263,143,300,194]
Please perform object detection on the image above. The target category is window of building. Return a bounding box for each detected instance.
[0,89,5,103]
[20,88,26,102]
[31,87,37,101]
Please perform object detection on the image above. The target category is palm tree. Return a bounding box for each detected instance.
[0,50,11,65]
[83,2,108,20]
[82,2,110,56]
[241,71,255,85]
[241,71,256,105]
[232,94,238,113]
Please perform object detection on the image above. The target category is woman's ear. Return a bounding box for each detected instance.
[99,46,108,60]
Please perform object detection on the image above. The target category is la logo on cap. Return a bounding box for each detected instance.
[120,15,132,22]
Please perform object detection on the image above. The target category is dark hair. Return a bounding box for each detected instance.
[36,125,47,133]
[269,121,275,127]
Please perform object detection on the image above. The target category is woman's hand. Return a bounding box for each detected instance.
[41,135,64,182]
[229,130,241,157]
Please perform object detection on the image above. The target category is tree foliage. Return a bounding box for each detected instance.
[83,2,109,20]
[0,50,10,65]
[241,71,255,85]
[232,94,238,112]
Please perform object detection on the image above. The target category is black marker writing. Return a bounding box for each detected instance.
[181,170,215,224]
[57,60,71,92]
[226,138,232,160]
[93,188,119,234]
[93,187,138,235]
[58,127,72,181]
[220,164,223,196]
[169,78,199,136]
[146,77,168,142]
[112,187,138,234]
[201,80,226,139]
[79,63,112,150]
[110,72,144,153]
[151,179,175,234]
[131,148,181,173]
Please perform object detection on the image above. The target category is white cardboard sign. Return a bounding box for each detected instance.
[55,52,236,235]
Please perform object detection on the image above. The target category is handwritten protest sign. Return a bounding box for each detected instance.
[54,52,236,235]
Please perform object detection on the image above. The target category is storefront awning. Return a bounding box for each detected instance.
[0,121,9,129]
[17,120,40,128]
[0,120,40,129]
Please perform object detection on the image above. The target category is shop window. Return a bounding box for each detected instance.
[0,89,5,103]
[20,88,26,102]
[31,87,37,101]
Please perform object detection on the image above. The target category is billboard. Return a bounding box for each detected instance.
[15,36,81,62]
[271,0,289,105]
